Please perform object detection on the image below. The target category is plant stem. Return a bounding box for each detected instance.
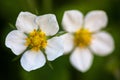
[114,69,120,80]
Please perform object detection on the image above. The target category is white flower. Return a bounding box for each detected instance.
[5,12,64,71]
[61,10,114,72]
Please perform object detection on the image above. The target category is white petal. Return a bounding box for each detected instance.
[5,30,27,55]
[70,47,93,72]
[16,12,38,33]
[45,37,64,61]
[84,10,108,32]
[60,33,74,54]
[36,14,59,36]
[20,50,46,71]
[90,31,114,56]
[62,10,83,33]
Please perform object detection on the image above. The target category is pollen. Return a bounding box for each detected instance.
[74,28,92,48]
[25,29,47,51]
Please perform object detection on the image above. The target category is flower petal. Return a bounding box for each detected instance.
[60,33,74,54]
[5,30,27,55]
[45,37,64,61]
[62,10,83,33]
[70,47,93,72]
[36,14,59,36]
[20,50,46,71]
[84,10,108,32]
[16,12,38,33]
[90,31,114,56]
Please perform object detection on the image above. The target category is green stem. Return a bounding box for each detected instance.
[42,49,54,70]
[114,69,120,80]
[8,23,16,29]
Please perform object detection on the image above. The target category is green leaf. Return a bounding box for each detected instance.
[12,55,21,62]
[47,31,67,39]
[55,31,67,36]
[8,23,16,29]
[46,60,54,70]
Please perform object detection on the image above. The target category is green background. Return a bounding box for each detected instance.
[0,0,120,80]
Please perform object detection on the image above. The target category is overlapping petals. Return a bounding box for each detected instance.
[62,10,114,72]
[45,37,64,61]
[60,33,74,53]
[5,12,63,71]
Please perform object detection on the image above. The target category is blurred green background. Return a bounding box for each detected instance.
[0,0,120,80]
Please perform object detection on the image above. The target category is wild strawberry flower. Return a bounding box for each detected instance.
[61,10,114,72]
[5,12,64,71]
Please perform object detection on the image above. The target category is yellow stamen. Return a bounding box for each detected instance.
[74,28,92,48]
[25,29,47,51]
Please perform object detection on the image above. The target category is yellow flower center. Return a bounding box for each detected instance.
[74,28,92,48]
[25,29,47,51]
